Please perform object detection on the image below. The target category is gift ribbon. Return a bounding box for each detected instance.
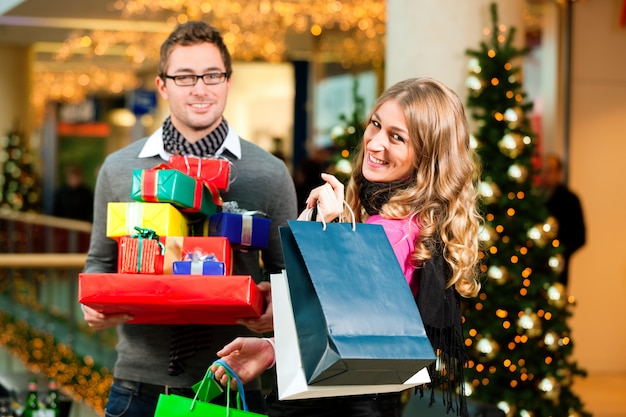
[124,202,187,238]
[182,155,225,182]
[237,211,268,247]
[205,181,223,207]
[131,226,165,273]
[141,164,172,203]
[141,170,160,203]
[241,215,253,247]
[172,155,232,190]
[126,203,144,235]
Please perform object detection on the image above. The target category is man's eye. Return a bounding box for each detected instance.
[177,75,195,82]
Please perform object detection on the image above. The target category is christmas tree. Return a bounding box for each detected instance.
[461,4,590,416]
[0,129,42,212]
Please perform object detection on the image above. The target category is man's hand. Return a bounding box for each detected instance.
[237,281,273,333]
[82,304,133,330]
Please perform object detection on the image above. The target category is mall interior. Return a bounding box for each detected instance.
[1,0,625,416]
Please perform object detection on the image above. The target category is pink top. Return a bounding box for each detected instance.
[366,214,420,296]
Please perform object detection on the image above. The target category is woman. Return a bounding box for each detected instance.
[214,77,482,417]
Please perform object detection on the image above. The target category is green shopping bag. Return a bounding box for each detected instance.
[154,360,266,417]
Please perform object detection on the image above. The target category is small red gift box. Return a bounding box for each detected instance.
[78,273,264,325]
[118,234,165,274]
[168,155,231,191]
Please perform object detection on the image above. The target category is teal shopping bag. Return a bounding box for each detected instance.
[278,217,436,386]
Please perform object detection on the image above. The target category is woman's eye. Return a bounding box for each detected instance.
[371,120,381,128]
[392,133,406,143]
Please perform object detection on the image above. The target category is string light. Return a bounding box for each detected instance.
[59,0,386,65]
[31,0,385,125]
[0,310,113,415]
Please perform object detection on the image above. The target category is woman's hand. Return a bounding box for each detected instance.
[297,173,344,223]
[212,337,276,389]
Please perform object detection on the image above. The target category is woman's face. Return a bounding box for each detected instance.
[361,99,415,183]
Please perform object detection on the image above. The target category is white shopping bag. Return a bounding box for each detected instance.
[270,271,431,400]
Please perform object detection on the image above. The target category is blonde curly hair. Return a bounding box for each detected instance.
[345,77,482,297]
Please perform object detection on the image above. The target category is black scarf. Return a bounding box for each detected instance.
[416,245,468,417]
[162,116,229,156]
[359,177,412,216]
[360,177,468,416]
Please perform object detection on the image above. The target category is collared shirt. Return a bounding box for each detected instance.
[137,126,242,161]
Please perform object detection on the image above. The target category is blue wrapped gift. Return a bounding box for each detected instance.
[173,260,226,275]
[209,212,270,250]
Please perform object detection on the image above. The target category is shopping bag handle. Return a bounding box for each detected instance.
[188,359,249,414]
[312,202,356,232]
[214,359,249,412]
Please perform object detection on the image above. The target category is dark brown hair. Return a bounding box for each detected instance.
[157,21,232,80]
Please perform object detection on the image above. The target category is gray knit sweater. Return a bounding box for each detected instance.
[83,134,297,390]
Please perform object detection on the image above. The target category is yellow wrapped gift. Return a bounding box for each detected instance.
[107,202,189,240]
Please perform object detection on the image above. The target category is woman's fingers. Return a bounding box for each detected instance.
[320,173,345,200]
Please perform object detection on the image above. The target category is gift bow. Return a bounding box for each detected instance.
[183,248,218,262]
[181,248,219,275]
[221,201,269,218]
[131,226,165,273]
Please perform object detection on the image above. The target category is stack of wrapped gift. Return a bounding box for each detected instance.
[168,154,272,251]
[78,157,266,325]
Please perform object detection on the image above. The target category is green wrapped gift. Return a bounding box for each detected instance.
[131,164,222,217]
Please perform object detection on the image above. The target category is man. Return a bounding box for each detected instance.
[53,163,94,222]
[81,21,297,416]
[542,154,586,286]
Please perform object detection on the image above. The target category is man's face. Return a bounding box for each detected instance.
[155,43,231,142]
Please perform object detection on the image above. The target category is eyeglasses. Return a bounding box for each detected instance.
[163,72,228,86]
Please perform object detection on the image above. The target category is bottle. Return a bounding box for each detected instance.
[22,379,39,417]
[0,399,16,417]
[45,379,60,417]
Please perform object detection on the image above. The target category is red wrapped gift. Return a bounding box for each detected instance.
[168,154,231,191]
[78,273,264,325]
[161,236,232,275]
[117,227,165,274]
